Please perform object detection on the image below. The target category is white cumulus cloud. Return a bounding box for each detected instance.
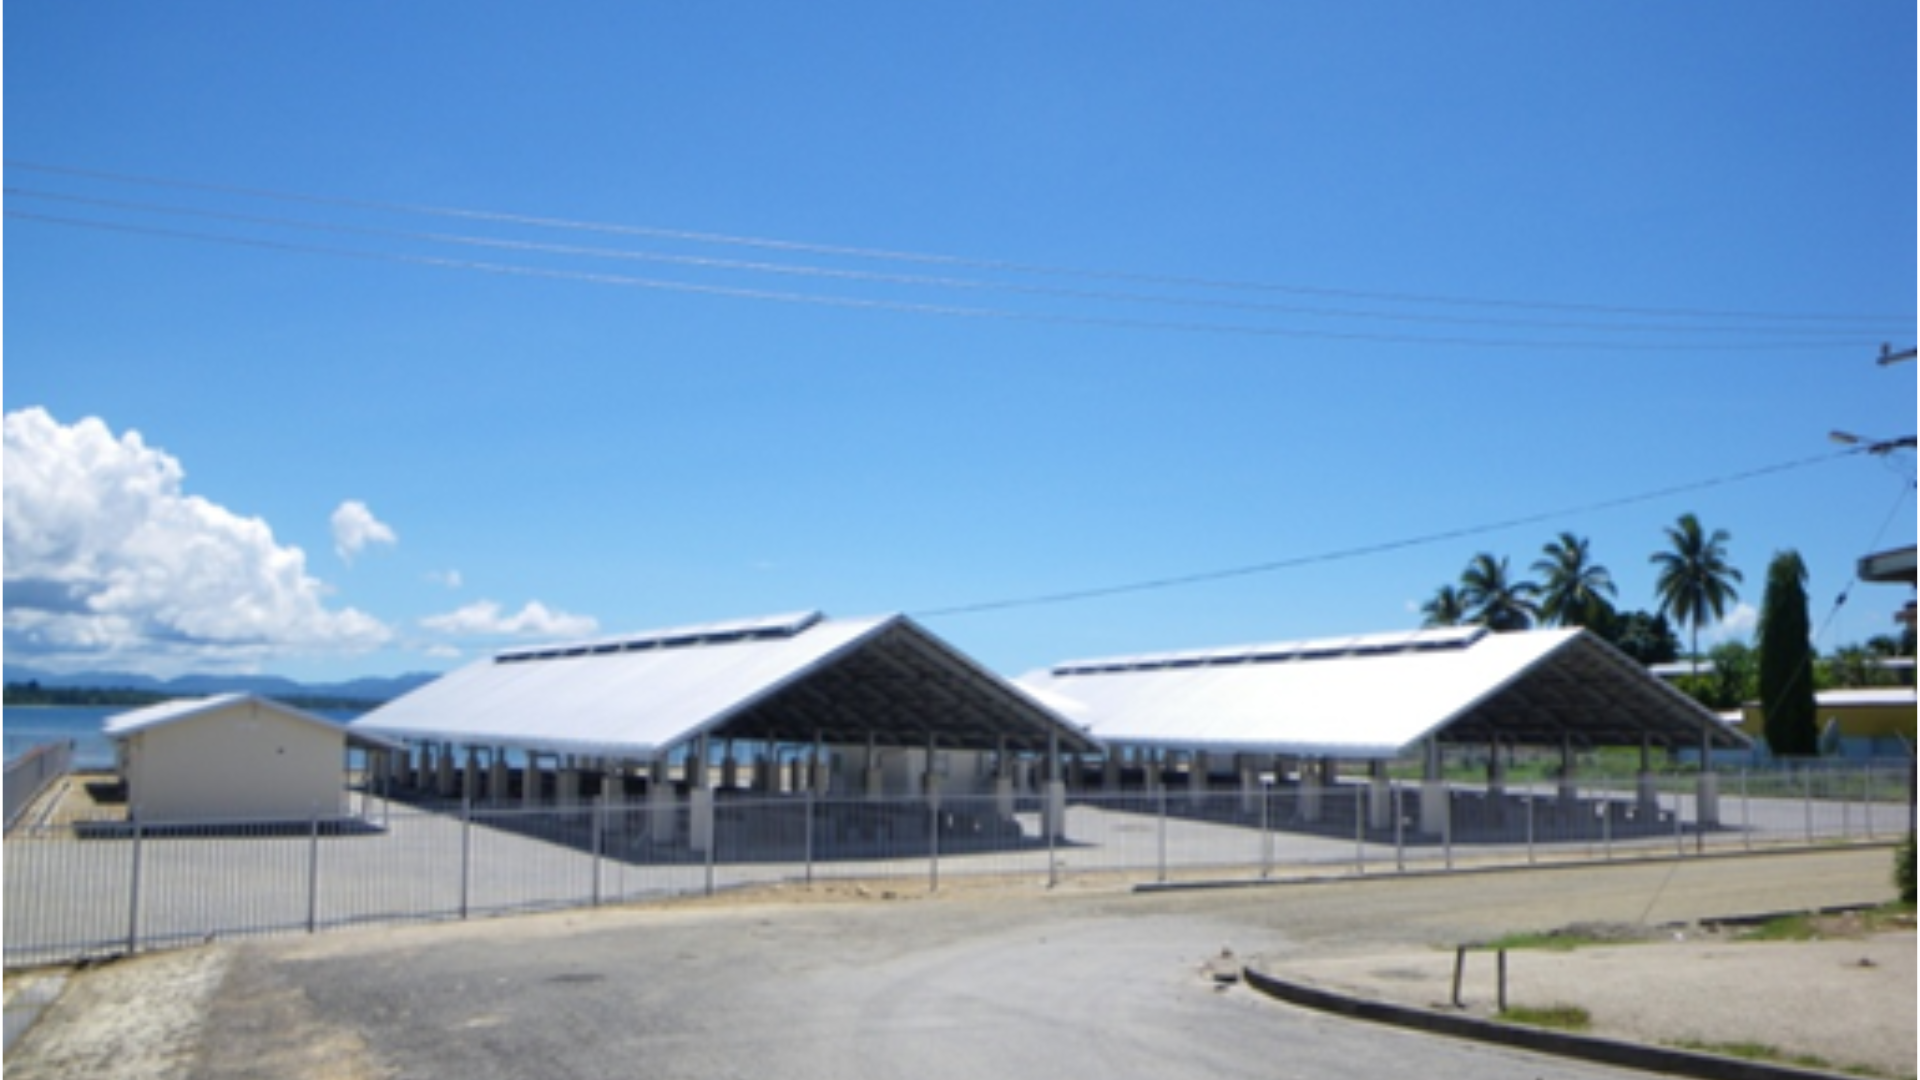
[421,599,599,639]
[1704,602,1759,646]
[3,408,392,673]
[331,500,397,563]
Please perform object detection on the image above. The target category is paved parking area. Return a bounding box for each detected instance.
[6,847,1903,1080]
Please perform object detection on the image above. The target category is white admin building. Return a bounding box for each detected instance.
[106,693,370,824]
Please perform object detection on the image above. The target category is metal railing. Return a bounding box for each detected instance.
[4,761,1910,968]
[4,741,75,834]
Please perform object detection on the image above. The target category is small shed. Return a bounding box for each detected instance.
[105,694,360,823]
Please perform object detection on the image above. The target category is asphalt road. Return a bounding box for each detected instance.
[9,847,1900,1080]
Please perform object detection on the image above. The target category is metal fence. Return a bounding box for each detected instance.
[5,761,1911,968]
[4,741,75,833]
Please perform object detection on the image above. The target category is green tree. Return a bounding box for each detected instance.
[1599,609,1682,665]
[1757,550,1818,757]
[1459,553,1540,632]
[1822,644,1893,689]
[1704,640,1758,709]
[1865,634,1904,658]
[1420,584,1470,628]
[1650,513,1743,678]
[1532,532,1618,628]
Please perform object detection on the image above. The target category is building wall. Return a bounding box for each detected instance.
[1735,696,1916,760]
[124,702,345,822]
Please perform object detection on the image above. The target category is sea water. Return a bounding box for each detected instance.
[4,704,368,771]
[3,705,123,770]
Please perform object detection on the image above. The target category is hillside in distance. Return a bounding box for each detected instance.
[2,666,438,706]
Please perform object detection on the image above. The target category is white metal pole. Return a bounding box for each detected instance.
[307,804,321,934]
[1157,783,1168,884]
[127,807,144,955]
[1393,779,1405,873]
[591,792,604,907]
[459,796,472,919]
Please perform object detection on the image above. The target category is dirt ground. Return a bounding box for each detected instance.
[1261,910,1917,1079]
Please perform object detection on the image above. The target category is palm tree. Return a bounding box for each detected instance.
[1420,584,1469,627]
[1532,532,1617,628]
[1650,512,1743,677]
[1458,553,1540,631]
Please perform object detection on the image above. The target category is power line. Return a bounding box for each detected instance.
[911,447,1877,618]
[2,209,1882,353]
[8,159,1912,327]
[6,186,1873,340]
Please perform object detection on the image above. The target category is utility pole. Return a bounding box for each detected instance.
[1854,345,1916,833]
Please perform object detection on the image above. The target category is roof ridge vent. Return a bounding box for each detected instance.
[495,610,825,664]
[1050,625,1490,677]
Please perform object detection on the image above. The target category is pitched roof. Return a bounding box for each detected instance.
[352,611,1096,759]
[104,693,396,750]
[1019,626,1746,759]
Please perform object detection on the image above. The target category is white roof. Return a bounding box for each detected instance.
[105,693,361,742]
[1020,627,1744,759]
[1815,688,1918,708]
[353,611,1095,759]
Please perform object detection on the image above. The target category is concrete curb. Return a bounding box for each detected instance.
[2,972,68,1056]
[1130,840,1902,897]
[1240,964,1863,1080]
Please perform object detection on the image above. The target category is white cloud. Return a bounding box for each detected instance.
[3,408,392,673]
[1704,602,1759,645]
[420,599,598,639]
[331,500,397,563]
[425,568,464,589]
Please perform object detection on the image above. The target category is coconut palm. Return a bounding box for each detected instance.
[1531,532,1617,628]
[1458,553,1540,631]
[1420,584,1470,627]
[1649,513,1743,677]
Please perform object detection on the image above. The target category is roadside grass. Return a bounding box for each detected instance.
[1479,930,1595,952]
[1497,1004,1590,1031]
[1670,1039,1909,1080]
[1735,901,1916,942]
[1477,925,1656,952]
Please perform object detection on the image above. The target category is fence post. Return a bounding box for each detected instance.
[804,788,815,887]
[307,804,321,934]
[1674,789,1685,856]
[1442,789,1453,872]
[1525,792,1534,865]
[1602,785,1612,860]
[1260,781,1273,879]
[459,796,472,920]
[1353,783,1365,875]
[1048,795,1059,889]
[126,807,145,956]
[928,796,940,893]
[1156,784,1168,884]
[1393,780,1404,873]
[1741,768,1751,851]
[1863,763,1874,840]
[705,803,717,898]
[1803,768,1813,844]
[591,792,604,907]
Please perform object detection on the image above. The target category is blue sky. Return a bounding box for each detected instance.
[5,2,1915,682]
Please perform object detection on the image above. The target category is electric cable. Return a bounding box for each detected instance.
[7,186,1874,340]
[3,209,1883,353]
[8,159,1910,326]
[911,446,1883,618]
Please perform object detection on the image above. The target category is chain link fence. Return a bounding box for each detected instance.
[4,741,75,833]
[5,760,1910,968]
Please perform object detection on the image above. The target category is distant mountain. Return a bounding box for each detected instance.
[2,666,438,705]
